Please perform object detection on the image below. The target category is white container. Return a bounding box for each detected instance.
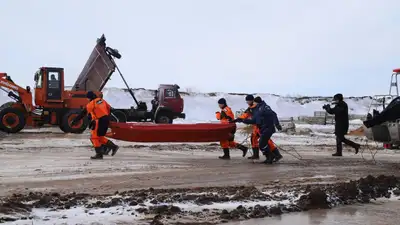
[388,121,400,143]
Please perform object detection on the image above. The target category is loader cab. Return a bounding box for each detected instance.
[34,67,64,106]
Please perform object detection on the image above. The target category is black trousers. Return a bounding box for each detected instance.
[96,116,110,136]
[259,129,273,153]
[336,133,359,153]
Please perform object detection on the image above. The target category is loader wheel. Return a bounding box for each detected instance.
[0,102,15,111]
[62,110,88,134]
[0,107,26,133]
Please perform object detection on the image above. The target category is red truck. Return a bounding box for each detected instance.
[72,34,185,124]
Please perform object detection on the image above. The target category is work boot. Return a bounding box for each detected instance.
[355,144,361,154]
[236,144,248,157]
[248,147,260,159]
[262,151,274,164]
[105,140,119,156]
[272,148,283,162]
[332,152,343,157]
[219,148,230,160]
[102,145,110,155]
[91,147,103,160]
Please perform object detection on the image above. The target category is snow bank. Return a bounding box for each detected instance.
[0,88,372,123]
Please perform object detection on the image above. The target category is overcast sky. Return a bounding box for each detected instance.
[1,0,399,96]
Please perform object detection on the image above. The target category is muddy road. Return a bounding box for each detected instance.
[1,129,400,224]
[0,130,397,197]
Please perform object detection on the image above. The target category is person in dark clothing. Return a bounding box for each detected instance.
[151,90,159,116]
[232,98,282,164]
[322,93,361,156]
[254,97,283,163]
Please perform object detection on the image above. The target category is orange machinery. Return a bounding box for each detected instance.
[0,68,101,133]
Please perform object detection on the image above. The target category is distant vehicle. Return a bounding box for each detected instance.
[363,68,400,149]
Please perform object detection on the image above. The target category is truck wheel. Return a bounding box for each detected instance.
[59,124,67,133]
[0,107,26,133]
[111,110,127,123]
[62,110,89,134]
[110,114,118,122]
[155,114,173,124]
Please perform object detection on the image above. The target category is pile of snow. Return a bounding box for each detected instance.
[0,88,372,123]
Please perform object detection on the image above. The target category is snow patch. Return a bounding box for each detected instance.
[0,88,371,123]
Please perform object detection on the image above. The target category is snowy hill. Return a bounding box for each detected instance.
[0,87,373,123]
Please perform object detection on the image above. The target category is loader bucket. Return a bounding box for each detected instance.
[72,34,121,92]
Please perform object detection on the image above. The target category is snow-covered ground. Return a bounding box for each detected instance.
[0,87,372,123]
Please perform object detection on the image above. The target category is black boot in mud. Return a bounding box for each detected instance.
[355,144,361,154]
[236,144,248,157]
[105,140,119,156]
[91,147,104,160]
[272,149,283,162]
[219,148,230,160]
[262,152,274,164]
[332,152,343,157]
[248,147,260,159]
[102,145,110,155]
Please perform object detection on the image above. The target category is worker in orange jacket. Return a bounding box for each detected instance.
[71,91,119,160]
[237,95,260,159]
[216,98,248,160]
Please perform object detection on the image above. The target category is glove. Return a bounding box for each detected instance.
[220,111,227,119]
[276,124,282,131]
[230,118,243,123]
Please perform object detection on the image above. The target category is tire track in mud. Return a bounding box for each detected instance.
[1,175,400,224]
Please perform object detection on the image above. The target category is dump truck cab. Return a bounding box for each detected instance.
[152,84,185,123]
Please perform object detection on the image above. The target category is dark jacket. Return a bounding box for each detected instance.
[242,101,280,135]
[325,101,349,135]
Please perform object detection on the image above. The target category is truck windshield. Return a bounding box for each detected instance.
[165,89,177,98]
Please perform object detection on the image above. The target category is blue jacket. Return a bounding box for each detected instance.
[242,101,280,135]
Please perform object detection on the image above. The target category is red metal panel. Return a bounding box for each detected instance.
[106,122,237,143]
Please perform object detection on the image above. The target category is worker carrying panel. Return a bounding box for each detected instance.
[72,34,121,92]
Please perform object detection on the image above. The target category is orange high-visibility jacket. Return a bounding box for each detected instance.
[216,106,235,123]
[86,98,111,120]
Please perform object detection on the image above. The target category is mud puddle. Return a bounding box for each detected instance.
[1,175,400,224]
[226,200,400,225]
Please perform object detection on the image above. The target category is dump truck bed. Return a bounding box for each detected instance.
[72,35,120,92]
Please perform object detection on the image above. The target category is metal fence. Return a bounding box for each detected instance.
[296,111,366,125]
